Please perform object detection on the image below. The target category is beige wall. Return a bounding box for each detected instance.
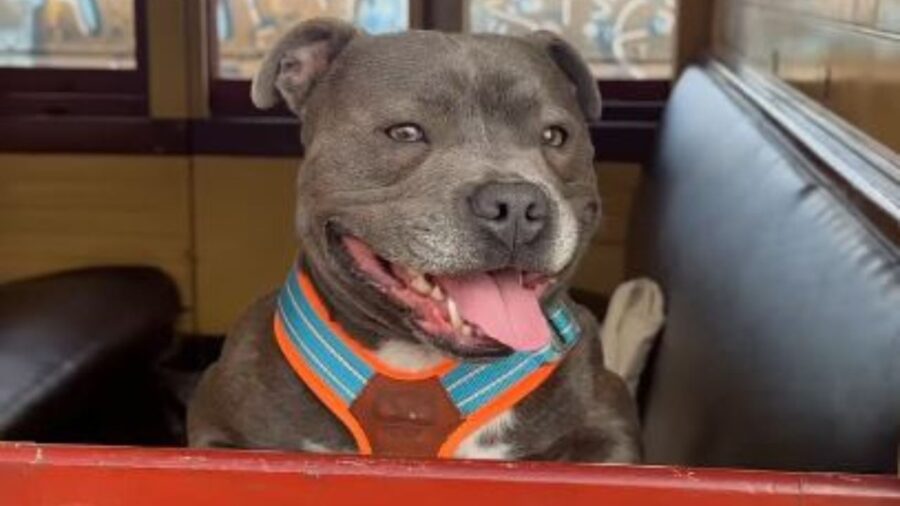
[192,156,298,333]
[0,154,195,327]
[714,0,900,151]
[0,154,640,335]
[572,162,642,296]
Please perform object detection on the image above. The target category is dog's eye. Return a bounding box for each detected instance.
[386,123,425,143]
[541,126,568,147]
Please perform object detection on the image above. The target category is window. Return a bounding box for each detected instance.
[0,0,136,70]
[215,0,409,80]
[468,0,676,79]
[0,0,145,118]
[207,0,673,116]
[212,0,675,81]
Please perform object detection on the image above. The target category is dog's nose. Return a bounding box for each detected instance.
[469,181,550,248]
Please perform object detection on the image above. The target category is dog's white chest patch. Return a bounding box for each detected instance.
[454,410,516,460]
[374,340,446,372]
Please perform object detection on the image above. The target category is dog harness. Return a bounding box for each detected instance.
[273,265,581,458]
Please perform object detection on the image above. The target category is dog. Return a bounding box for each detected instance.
[188,18,642,463]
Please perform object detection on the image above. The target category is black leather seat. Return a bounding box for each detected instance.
[0,267,181,442]
[632,67,900,474]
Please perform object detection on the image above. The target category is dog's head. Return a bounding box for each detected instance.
[254,19,601,358]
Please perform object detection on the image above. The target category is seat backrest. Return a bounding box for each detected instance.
[0,266,181,438]
[631,67,900,474]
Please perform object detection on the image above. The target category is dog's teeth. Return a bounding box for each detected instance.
[410,275,432,295]
[430,285,444,301]
[447,299,463,329]
[461,324,473,337]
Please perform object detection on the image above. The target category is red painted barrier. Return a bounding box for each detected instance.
[0,442,897,506]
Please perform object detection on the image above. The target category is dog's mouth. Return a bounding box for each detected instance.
[340,235,556,356]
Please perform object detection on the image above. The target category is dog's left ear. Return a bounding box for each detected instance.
[526,31,602,122]
[251,18,360,116]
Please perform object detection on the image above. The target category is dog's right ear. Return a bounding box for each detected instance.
[251,18,359,116]
[525,31,602,122]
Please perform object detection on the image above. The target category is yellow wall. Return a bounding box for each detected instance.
[192,156,297,332]
[0,154,195,327]
[0,154,639,334]
[572,162,642,296]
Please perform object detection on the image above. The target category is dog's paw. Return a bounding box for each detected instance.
[600,278,665,395]
[617,278,665,337]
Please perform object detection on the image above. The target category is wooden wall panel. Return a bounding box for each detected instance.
[573,162,643,296]
[0,154,194,325]
[675,0,715,73]
[193,156,298,334]
[714,0,900,152]
[146,0,191,118]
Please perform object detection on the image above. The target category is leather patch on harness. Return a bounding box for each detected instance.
[350,375,464,458]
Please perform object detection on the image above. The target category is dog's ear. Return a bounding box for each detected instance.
[526,31,602,122]
[251,18,360,116]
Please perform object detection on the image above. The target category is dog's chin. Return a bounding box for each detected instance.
[327,228,562,359]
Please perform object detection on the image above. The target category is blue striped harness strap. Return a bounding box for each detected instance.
[273,265,581,458]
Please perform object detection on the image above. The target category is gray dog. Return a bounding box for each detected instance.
[188,18,641,463]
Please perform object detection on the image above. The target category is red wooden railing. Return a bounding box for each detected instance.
[0,442,897,506]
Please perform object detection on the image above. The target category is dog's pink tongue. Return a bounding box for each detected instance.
[435,270,550,351]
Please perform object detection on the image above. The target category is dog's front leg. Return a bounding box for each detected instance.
[525,425,641,463]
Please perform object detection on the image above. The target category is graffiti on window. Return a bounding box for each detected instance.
[469,0,676,78]
[0,0,135,69]
[217,0,408,79]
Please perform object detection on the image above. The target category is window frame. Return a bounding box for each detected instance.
[0,0,150,117]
